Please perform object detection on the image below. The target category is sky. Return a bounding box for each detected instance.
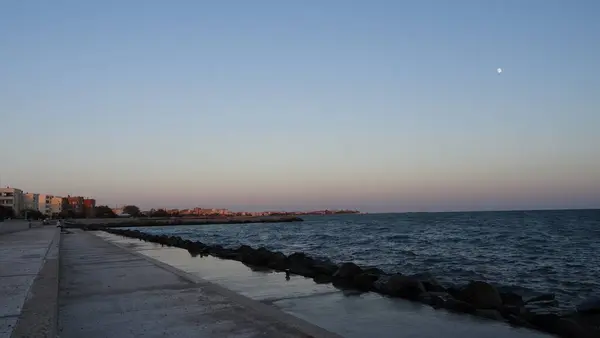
[1,0,599,212]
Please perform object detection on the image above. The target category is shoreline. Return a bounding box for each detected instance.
[101,228,599,338]
[67,215,303,229]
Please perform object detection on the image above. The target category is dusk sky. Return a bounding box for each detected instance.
[1,1,599,212]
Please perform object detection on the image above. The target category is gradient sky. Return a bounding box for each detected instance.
[1,1,599,212]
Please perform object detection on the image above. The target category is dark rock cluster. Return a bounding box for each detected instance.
[103,228,600,338]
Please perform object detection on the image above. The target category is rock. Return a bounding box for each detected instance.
[373,275,391,293]
[186,241,206,255]
[505,315,536,330]
[312,261,338,276]
[289,263,316,278]
[313,274,333,284]
[418,292,446,308]
[380,274,426,300]
[288,252,313,265]
[236,245,255,256]
[240,246,273,266]
[570,312,600,330]
[353,272,380,291]
[529,312,561,334]
[475,309,504,321]
[333,262,363,280]
[500,304,526,319]
[500,291,524,307]
[446,285,462,300]
[554,318,593,338]
[577,296,600,315]
[411,272,446,292]
[459,281,503,309]
[532,316,592,338]
[287,252,316,277]
[525,293,555,304]
[217,248,239,260]
[342,289,363,297]
[267,252,288,270]
[444,298,476,314]
[362,267,384,275]
[525,299,559,310]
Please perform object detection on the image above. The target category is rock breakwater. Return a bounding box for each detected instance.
[102,228,600,338]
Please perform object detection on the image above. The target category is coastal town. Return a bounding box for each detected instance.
[0,186,359,219]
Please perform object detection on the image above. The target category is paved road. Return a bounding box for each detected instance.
[58,230,339,338]
[0,227,58,338]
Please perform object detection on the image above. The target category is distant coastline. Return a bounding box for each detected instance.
[69,215,305,229]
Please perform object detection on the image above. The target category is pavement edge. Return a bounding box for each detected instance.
[10,228,61,338]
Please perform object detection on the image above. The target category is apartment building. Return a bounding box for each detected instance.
[37,194,64,216]
[66,196,84,213]
[0,187,24,216]
[84,198,96,217]
[23,193,40,211]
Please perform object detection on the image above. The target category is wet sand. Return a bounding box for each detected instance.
[93,231,552,338]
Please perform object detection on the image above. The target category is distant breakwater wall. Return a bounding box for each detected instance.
[101,228,600,338]
[69,216,303,229]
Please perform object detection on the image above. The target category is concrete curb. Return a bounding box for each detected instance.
[90,230,343,338]
[10,228,61,338]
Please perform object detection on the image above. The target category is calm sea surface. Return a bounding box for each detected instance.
[133,209,600,309]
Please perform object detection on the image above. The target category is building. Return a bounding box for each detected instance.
[38,194,65,216]
[0,187,24,216]
[49,196,64,216]
[66,196,84,213]
[23,193,40,211]
[83,198,96,217]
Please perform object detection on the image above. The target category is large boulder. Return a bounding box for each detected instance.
[353,272,380,291]
[288,252,316,277]
[459,281,503,309]
[267,252,288,270]
[313,274,333,284]
[500,291,524,307]
[312,259,339,276]
[378,274,426,300]
[529,313,593,337]
[577,296,600,315]
[333,262,363,280]
[525,293,555,304]
[410,272,446,292]
[443,298,477,314]
[241,247,272,266]
[475,309,504,321]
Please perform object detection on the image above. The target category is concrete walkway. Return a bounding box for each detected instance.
[59,230,340,338]
[0,227,60,338]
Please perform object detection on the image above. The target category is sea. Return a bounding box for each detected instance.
[133,209,600,310]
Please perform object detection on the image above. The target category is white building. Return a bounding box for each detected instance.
[38,194,64,216]
[49,196,64,215]
[23,193,40,211]
[0,187,24,216]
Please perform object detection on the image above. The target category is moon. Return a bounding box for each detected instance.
[497,68,503,74]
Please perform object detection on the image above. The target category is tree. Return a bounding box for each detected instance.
[150,209,169,217]
[58,209,75,219]
[0,205,15,219]
[122,205,141,217]
[21,209,44,220]
[94,205,116,218]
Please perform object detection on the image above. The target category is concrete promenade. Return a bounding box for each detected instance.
[58,229,340,338]
[0,227,60,338]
